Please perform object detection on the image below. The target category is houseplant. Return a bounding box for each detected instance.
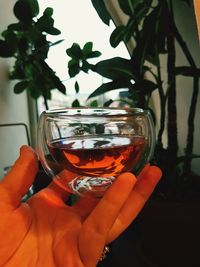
[67,0,200,201]
[66,1,200,265]
[0,0,66,110]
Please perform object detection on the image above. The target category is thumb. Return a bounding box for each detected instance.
[0,145,38,208]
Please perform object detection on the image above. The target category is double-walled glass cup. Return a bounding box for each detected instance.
[37,107,155,197]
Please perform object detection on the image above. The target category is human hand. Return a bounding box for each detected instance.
[0,146,161,267]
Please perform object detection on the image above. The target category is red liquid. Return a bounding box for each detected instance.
[47,135,147,177]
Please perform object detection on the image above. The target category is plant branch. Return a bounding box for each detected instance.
[167,0,178,159]
[44,97,49,110]
[173,23,196,68]
[183,77,199,174]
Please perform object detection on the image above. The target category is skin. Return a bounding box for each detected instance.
[194,0,200,40]
[0,146,161,267]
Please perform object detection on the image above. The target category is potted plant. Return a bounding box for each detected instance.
[66,1,200,265]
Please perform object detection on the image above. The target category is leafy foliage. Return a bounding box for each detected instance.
[0,0,65,107]
[91,0,112,25]
[66,0,200,201]
[1,0,199,200]
[66,42,101,78]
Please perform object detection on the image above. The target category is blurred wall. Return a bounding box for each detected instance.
[0,0,30,179]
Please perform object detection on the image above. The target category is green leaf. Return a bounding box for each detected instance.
[81,42,102,59]
[45,27,61,35]
[75,81,79,93]
[118,0,144,16]
[30,90,41,99]
[36,13,61,35]
[28,0,39,16]
[43,89,52,100]
[130,80,158,95]
[89,100,98,107]
[10,60,25,79]
[34,35,48,55]
[68,58,79,67]
[49,39,64,47]
[86,51,102,59]
[110,26,127,48]
[81,61,91,73]
[7,22,23,31]
[44,7,53,17]
[14,81,29,94]
[83,42,93,53]
[2,31,18,52]
[117,0,153,45]
[0,40,15,57]
[66,43,82,59]
[28,83,42,99]
[39,61,66,94]
[94,57,133,80]
[52,75,66,94]
[88,79,131,99]
[134,0,152,23]
[72,99,80,107]
[82,42,102,59]
[2,30,17,42]
[68,59,80,77]
[91,0,111,25]
[18,37,29,52]
[141,5,167,58]
[13,0,39,23]
[68,60,80,77]
[131,39,148,75]
[103,99,113,107]
[14,0,33,24]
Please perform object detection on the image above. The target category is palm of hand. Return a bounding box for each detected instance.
[0,146,161,267]
[1,186,99,267]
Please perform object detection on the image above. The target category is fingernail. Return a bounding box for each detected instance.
[20,145,34,155]
[149,166,162,182]
[20,145,29,154]
[137,163,151,179]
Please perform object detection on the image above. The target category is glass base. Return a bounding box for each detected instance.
[68,176,115,197]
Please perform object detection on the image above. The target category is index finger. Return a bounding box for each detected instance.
[0,146,38,208]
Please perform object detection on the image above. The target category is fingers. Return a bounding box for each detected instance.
[72,196,99,220]
[78,172,137,266]
[0,146,38,208]
[107,165,162,242]
[73,164,152,221]
[46,169,78,203]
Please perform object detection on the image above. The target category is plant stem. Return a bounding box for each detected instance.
[155,52,166,145]
[174,24,196,68]
[183,77,199,174]
[44,97,49,110]
[167,1,178,161]
[173,14,199,174]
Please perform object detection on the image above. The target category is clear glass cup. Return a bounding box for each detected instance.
[37,107,155,197]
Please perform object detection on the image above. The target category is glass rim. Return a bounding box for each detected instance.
[41,107,149,117]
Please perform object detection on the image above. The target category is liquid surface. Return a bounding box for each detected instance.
[47,135,147,177]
